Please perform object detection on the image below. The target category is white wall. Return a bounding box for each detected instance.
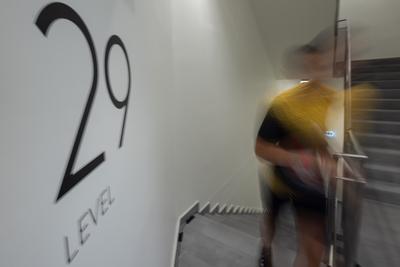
[170,0,275,214]
[0,0,274,266]
[340,0,400,60]
[0,1,176,266]
[250,0,338,78]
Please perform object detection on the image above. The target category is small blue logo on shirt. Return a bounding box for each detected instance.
[325,130,336,138]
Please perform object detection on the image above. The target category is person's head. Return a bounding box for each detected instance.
[284,27,335,80]
[299,44,332,80]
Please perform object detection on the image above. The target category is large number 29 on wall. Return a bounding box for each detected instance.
[35,2,132,202]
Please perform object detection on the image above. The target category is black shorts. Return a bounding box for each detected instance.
[259,169,327,218]
[260,178,327,220]
[268,189,327,219]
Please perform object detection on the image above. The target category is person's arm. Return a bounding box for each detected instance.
[256,108,298,167]
[255,109,316,170]
[256,106,335,184]
[255,137,294,167]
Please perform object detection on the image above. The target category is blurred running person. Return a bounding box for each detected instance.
[256,44,337,267]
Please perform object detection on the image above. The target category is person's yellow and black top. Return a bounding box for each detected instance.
[257,81,337,215]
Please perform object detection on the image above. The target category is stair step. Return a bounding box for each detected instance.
[352,89,400,99]
[353,57,400,66]
[241,214,262,223]
[353,99,400,110]
[179,251,211,267]
[353,109,400,122]
[356,132,400,149]
[204,214,260,238]
[353,65,400,74]
[353,80,400,89]
[364,163,400,184]
[221,214,261,227]
[357,199,400,266]
[183,215,260,257]
[364,180,400,205]
[353,120,400,135]
[180,223,258,267]
[353,72,400,81]
[180,212,298,267]
[364,147,400,166]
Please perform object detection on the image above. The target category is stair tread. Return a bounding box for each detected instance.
[353,68,400,74]
[187,215,259,238]
[180,213,298,267]
[206,214,260,224]
[357,200,400,266]
[183,215,260,257]
[354,109,400,112]
[355,79,400,82]
[352,81,400,89]
[354,119,400,125]
[364,147,400,154]
[353,88,400,100]
[353,58,400,65]
[356,132,400,139]
[204,214,260,230]
[365,163,400,173]
[364,181,400,205]
[181,227,258,267]
[351,78,400,82]
[353,98,400,101]
[353,72,400,75]
[179,251,211,267]
[352,89,400,94]
[364,163,400,184]
[353,71,400,75]
[367,180,400,193]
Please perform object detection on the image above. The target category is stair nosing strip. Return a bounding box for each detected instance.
[355,132,400,139]
[353,98,400,101]
[364,163,400,173]
[353,109,400,112]
[353,119,400,125]
[364,147,400,154]
[352,80,400,82]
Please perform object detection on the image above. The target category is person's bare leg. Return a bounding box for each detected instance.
[260,211,275,266]
[261,211,275,250]
[293,212,325,267]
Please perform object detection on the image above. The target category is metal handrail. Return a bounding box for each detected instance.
[335,176,366,184]
[335,20,365,158]
[345,20,352,132]
[333,152,367,160]
[348,129,366,156]
[338,19,353,132]
[340,21,367,158]
[329,19,366,267]
[340,157,367,184]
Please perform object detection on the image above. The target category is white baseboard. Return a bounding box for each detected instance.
[171,201,199,267]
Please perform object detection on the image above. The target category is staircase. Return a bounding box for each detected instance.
[350,58,400,267]
[178,213,260,267]
[177,207,298,267]
[352,57,400,205]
